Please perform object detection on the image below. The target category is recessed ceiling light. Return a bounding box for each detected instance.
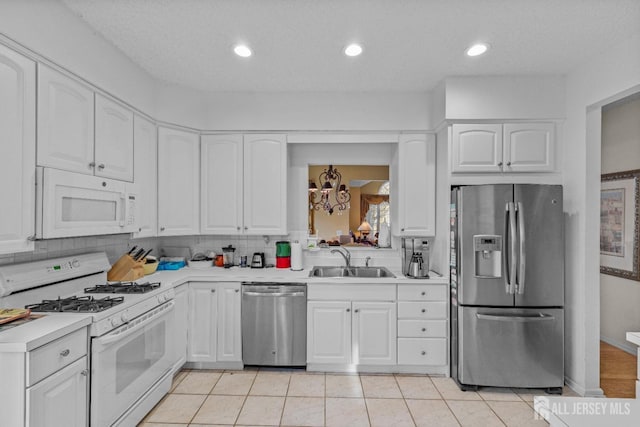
[344,43,363,57]
[466,43,489,57]
[234,44,252,58]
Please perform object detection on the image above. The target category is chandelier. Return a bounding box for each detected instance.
[308,165,351,215]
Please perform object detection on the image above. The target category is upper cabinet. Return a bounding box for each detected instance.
[94,94,134,181]
[133,115,157,238]
[451,123,555,174]
[201,134,287,235]
[158,127,200,236]
[37,64,134,182]
[394,134,436,237]
[0,44,36,254]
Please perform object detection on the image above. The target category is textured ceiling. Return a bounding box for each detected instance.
[61,0,640,92]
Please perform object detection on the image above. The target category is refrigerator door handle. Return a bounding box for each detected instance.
[507,202,517,294]
[516,201,526,294]
[476,313,555,322]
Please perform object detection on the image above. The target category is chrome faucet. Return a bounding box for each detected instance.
[365,256,371,267]
[330,247,351,268]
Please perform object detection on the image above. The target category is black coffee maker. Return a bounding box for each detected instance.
[251,252,265,268]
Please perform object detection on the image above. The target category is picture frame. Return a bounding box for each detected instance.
[600,169,640,280]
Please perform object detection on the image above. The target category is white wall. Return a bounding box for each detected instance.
[563,32,640,396]
[600,95,640,353]
[443,76,566,120]
[0,0,156,115]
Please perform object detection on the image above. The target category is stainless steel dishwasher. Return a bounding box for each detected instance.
[241,282,307,366]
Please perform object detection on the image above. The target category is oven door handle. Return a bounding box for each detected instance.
[93,301,174,350]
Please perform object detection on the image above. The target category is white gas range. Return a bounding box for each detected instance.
[0,252,176,427]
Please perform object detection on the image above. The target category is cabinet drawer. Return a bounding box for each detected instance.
[398,284,447,301]
[398,301,446,319]
[398,320,446,338]
[398,338,446,365]
[28,327,87,386]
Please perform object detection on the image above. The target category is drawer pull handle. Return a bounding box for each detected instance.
[421,351,426,356]
[421,309,426,313]
[421,328,427,332]
[354,309,359,313]
[421,292,426,296]
[211,289,216,293]
[60,349,70,357]
[81,369,88,377]
[346,308,351,312]
[235,289,239,293]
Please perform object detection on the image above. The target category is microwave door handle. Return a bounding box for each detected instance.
[507,202,517,294]
[516,201,526,294]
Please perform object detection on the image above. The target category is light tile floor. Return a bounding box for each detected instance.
[139,369,578,426]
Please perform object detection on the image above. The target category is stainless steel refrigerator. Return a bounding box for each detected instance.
[450,184,564,392]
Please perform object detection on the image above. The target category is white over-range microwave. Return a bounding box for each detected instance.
[36,167,138,239]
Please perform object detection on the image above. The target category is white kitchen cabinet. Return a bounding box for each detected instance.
[133,115,158,238]
[158,127,200,236]
[187,282,242,366]
[352,301,397,365]
[307,284,396,368]
[94,93,134,181]
[38,65,136,182]
[37,64,94,176]
[27,356,88,427]
[451,123,555,173]
[216,283,242,362]
[200,134,244,234]
[243,134,288,234]
[201,133,287,235]
[187,282,218,363]
[395,134,436,237]
[307,300,352,364]
[0,44,36,254]
[397,284,448,371]
[173,283,188,370]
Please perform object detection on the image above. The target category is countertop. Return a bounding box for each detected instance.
[0,266,447,353]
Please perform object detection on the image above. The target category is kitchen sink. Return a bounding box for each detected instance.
[309,266,395,278]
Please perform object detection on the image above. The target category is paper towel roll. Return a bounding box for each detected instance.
[290,241,303,271]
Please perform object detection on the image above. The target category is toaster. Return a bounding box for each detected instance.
[251,252,265,268]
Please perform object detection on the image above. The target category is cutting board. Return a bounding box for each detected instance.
[0,308,31,325]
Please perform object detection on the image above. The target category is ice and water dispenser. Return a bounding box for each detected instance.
[473,235,502,278]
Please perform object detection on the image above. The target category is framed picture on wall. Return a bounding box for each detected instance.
[600,169,640,281]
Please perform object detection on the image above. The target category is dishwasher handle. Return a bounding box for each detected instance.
[243,291,306,297]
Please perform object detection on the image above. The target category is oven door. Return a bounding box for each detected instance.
[90,301,174,427]
[36,167,137,239]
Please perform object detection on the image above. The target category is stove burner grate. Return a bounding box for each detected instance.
[84,281,161,294]
[26,295,125,313]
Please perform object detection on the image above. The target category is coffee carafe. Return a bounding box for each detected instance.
[407,252,429,278]
[403,238,430,278]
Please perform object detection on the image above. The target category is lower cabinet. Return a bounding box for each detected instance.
[173,283,188,370]
[27,356,88,427]
[397,284,449,372]
[307,285,397,367]
[187,282,242,366]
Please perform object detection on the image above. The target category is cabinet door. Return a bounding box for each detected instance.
[397,134,436,236]
[503,123,555,172]
[451,124,503,173]
[187,283,218,363]
[158,127,200,235]
[94,94,134,181]
[132,115,157,238]
[27,356,88,427]
[352,302,397,365]
[201,134,243,234]
[307,301,351,364]
[0,44,36,254]
[243,134,287,234]
[173,284,189,369]
[37,64,94,175]
[217,283,242,362]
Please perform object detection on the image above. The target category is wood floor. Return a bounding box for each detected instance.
[600,341,637,398]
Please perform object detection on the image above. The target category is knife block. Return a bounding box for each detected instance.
[107,254,145,282]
